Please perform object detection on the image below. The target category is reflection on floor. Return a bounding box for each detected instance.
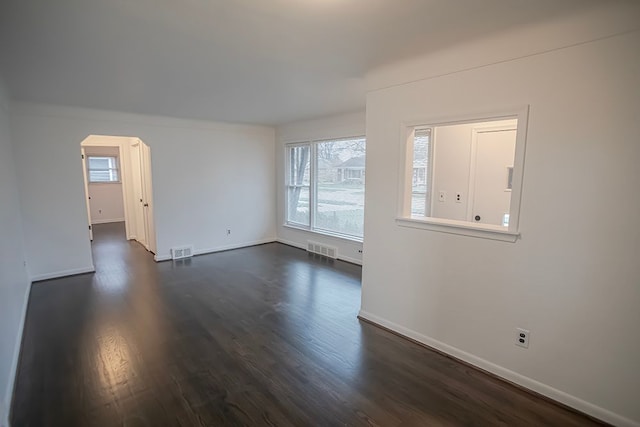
[12,223,603,426]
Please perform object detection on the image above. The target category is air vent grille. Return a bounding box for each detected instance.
[171,245,194,260]
[307,240,337,259]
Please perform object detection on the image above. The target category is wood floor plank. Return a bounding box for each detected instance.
[11,222,607,426]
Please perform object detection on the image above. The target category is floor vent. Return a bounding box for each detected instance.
[171,245,194,260]
[307,241,338,259]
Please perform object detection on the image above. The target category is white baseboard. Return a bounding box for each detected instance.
[335,254,362,266]
[192,238,277,257]
[91,218,125,225]
[30,266,95,282]
[3,281,32,427]
[277,238,363,266]
[154,238,278,262]
[357,310,639,427]
[276,238,306,251]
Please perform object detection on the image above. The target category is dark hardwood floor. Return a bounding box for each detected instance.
[11,222,605,426]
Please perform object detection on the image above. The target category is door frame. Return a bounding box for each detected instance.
[467,124,518,223]
[80,147,93,241]
[80,135,157,255]
[129,138,157,254]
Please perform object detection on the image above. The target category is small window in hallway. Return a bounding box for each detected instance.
[87,156,120,183]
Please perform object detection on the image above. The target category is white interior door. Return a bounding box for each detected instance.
[471,129,517,226]
[131,142,148,248]
[81,148,93,241]
[141,142,157,254]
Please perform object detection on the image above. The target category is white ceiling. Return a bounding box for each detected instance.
[0,0,600,125]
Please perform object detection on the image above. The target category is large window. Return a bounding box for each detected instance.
[286,137,366,239]
[87,156,120,183]
[398,107,528,242]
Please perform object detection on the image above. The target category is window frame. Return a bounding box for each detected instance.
[285,142,312,227]
[285,136,366,242]
[396,106,529,242]
[87,155,121,183]
[409,126,435,217]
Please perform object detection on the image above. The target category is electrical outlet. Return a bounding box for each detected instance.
[516,328,530,348]
[438,191,446,202]
[357,249,363,254]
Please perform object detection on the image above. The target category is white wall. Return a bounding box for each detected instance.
[11,104,277,279]
[430,123,473,221]
[276,111,365,264]
[88,178,125,224]
[0,77,30,427]
[361,7,640,427]
[84,146,125,224]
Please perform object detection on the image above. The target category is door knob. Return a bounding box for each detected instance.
[474,215,481,221]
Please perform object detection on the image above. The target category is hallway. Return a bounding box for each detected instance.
[11,225,604,426]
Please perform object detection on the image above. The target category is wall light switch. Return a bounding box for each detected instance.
[438,191,446,202]
[455,193,462,203]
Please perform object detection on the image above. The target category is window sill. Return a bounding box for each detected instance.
[396,217,519,242]
[283,223,364,243]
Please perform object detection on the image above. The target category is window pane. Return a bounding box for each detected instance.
[315,137,365,237]
[89,157,110,169]
[87,156,119,182]
[289,145,310,186]
[109,169,120,182]
[287,145,310,225]
[287,186,310,226]
[411,129,430,216]
[89,170,111,182]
